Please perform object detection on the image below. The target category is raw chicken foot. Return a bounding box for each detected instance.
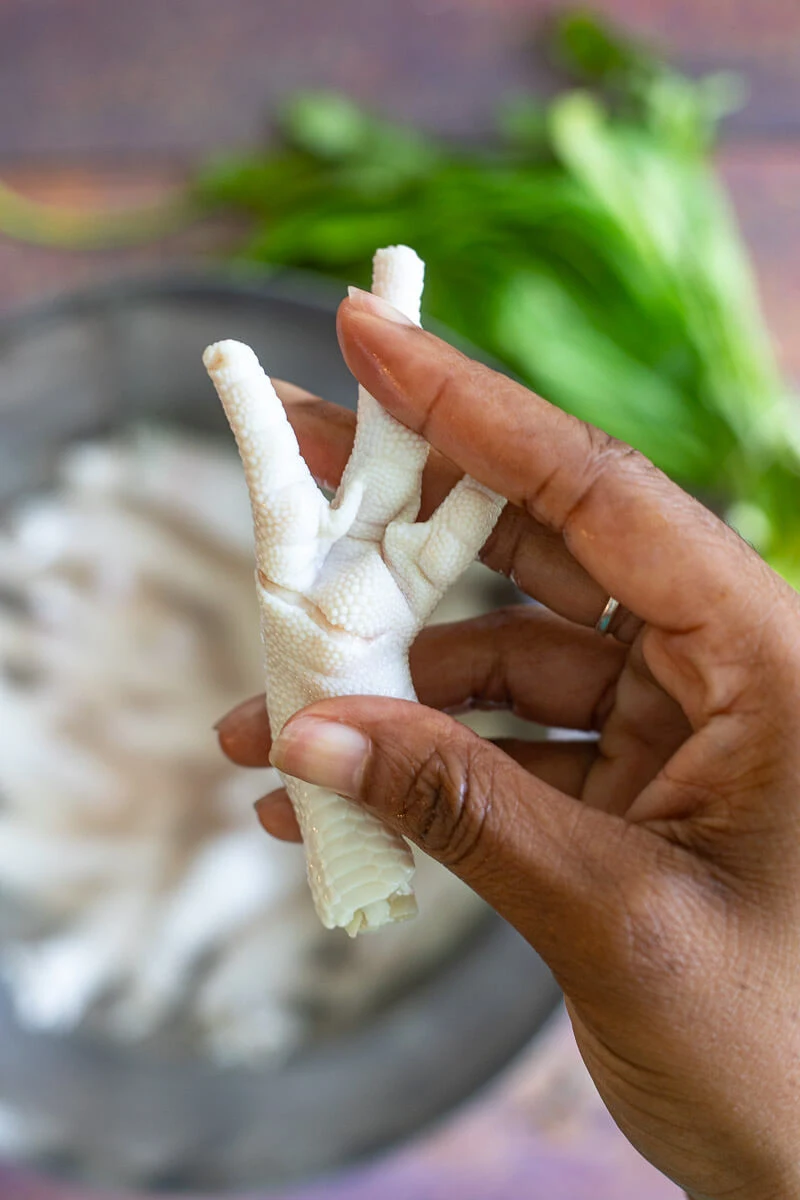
[204,245,505,934]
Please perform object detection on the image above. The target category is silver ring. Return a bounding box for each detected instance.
[595,596,620,636]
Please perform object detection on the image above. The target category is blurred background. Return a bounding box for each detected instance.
[2,0,800,345]
[0,2,798,1198]
[0,0,798,349]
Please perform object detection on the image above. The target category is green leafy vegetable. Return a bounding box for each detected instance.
[191,13,798,587]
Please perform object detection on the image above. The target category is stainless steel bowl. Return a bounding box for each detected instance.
[0,273,560,1194]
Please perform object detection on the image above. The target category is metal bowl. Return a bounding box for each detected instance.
[0,273,560,1194]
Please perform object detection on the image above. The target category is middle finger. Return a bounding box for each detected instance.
[276,381,621,632]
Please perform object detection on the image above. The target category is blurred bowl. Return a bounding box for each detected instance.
[0,272,560,1194]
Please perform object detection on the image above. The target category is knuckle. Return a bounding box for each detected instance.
[417,369,456,445]
[609,851,706,987]
[418,356,486,445]
[393,740,496,871]
[617,878,672,976]
[524,422,654,531]
[479,502,527,577]
[561,430,647,530]
[589,675,619,731]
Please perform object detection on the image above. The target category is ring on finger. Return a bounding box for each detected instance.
[595,596,621,636]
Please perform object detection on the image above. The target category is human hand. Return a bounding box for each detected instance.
[217,291,800,1200]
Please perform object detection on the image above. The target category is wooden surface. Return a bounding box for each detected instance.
[0,0,799,379]
[2,0,800,150]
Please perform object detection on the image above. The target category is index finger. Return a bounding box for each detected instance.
[275,380,607,626]
[337,295,784,715]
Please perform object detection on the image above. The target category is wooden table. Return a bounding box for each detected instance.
[1,0,799,376]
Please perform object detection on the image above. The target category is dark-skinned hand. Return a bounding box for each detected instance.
[216,289,800,1200]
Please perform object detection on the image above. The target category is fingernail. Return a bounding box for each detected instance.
[214,701,247,733]
[253,793,292,820]
[270,717,370,798]
[347,286,417,327]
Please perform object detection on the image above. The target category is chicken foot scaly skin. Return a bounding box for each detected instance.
[204,245,506,935]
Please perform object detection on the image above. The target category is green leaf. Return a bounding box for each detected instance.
[188,12,800,586]
[281,92,372,159]
[492,271,726,483]
[554,10,655,84]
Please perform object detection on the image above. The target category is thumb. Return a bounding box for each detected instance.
[271,697,660,986]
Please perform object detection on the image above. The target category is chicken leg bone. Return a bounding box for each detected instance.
[203,245,506,935]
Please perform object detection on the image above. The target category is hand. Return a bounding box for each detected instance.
[217,292,800,1200]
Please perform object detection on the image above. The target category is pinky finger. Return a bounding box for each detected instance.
[254,789,303,842]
